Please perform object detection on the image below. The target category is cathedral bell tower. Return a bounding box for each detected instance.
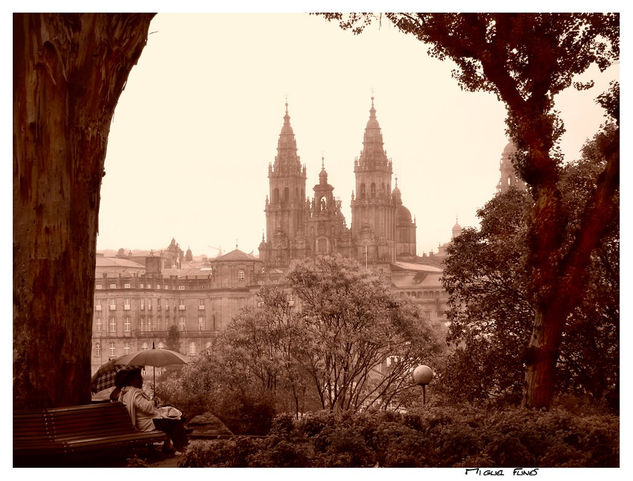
[350,96,395,262]
[496,141,527,194]
[306,157,349,257]
[261,102,308,267]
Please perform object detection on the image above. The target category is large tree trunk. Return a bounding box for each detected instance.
[521,130,619,409]
[13,13,154,409]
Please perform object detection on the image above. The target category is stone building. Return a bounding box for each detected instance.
[496,141,528,193]
[91,98,456,374]
[91,247,264,373]
[258,97,417,268]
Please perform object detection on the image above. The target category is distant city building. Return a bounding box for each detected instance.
[258,98,416,269]
[496,141,528,193]
[91,98,468,374]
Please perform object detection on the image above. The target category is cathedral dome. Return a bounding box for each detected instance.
[452,219,462,239]
[397,205,412,224]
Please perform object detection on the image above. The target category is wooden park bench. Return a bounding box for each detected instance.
[14,402,167,467]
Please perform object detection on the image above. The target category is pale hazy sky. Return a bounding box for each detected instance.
[97,12,619,258]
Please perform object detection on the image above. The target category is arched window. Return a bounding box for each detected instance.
[360,183,366,199]
[320,197,326,211]
[142,342,149,351]
[283,187,289,203]
[238,269,245,281]
[273,188,279,203]
[371,183,376,197]
[94,342,101,357]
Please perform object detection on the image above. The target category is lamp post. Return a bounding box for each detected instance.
[412,365,434,405]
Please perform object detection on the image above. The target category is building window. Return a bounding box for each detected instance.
[124,283,131,289]
[124,343,130,355]
[109,317,116,333]
[156,284,160,290]
[95,342,101,357]
[109,342,115,357]
[360,183,366,199]
[157,299,161,311]
[95,318,102,332]
[179,316,186,331]
[198,316,204,331]
[238,270,245,281]
[370,182,376,197]
[146,283,151,289]
[179,299,186,310]
[140,299,145,310]
[158,342,165,349]
[317,237,328,254]
[283,187,289,203]
[147,299,152,311]
[124,317,131,332]
[109,283,117,289]
[124,299,130,310]
[178,285,185,290]
[147,318,152,331]
[95,300,102,311]
[96,284,102,290]
[109,300,116,311]
[139,283,144,289]
[142,342,149,351]
[205,341,212,350]
[189,342,196,356]
[273,188,279,204]
[198,299,205,310]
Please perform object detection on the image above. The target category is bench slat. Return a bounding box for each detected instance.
[14,402,167,466]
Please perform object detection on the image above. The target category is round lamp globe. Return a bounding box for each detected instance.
[412,365,434,385]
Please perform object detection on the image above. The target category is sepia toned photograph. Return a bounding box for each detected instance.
[12,6,620,472]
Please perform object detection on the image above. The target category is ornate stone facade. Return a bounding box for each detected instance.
[259,98,417,267]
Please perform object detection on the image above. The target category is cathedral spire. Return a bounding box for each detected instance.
[358,95,389,171]
[273,100,301,173]
[319,155,328,184]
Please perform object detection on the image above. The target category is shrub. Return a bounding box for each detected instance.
[179,406,618,467]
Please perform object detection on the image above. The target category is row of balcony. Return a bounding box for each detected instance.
[93,329,219,339]
[96,304,202,312]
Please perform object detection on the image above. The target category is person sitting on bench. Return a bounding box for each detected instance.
[115,367,188,453]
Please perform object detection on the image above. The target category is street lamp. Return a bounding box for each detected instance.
[412,365,434,405]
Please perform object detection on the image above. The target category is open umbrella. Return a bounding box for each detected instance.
[115,342,188,397]
[90,356,142,394]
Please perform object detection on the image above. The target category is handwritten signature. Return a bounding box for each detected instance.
[465,468,539,476]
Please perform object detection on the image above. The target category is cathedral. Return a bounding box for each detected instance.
[258,97,417,268]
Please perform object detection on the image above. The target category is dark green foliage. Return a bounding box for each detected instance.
[439,132,619,407]
[179,406,618,467]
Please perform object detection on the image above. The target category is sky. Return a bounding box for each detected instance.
[96,12,619,258]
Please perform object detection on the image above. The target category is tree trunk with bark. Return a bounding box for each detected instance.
[13,13,154,409]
